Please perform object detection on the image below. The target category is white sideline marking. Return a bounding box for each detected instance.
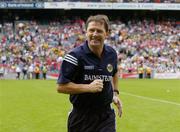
[121,92,180,106]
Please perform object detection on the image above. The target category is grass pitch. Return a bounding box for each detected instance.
[0,79,180,132]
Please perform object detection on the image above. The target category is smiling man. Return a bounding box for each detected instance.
[57,14,122,132]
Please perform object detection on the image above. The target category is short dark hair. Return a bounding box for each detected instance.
[85,14,110,33]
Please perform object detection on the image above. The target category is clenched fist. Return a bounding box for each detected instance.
[88,79,103,93]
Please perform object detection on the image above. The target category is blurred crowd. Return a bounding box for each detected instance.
[1,0,179,3]
[109,19,179,75]
[0,17,179,79]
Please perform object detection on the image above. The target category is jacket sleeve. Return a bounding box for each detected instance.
[57,52,79,84]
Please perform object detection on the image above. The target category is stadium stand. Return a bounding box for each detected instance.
[0,1,179,79]
[0,0,179,3]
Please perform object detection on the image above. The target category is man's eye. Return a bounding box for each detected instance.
[89,29,94,32]
[97,30,103,33]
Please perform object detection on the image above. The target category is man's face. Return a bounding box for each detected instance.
[86,21,107,47]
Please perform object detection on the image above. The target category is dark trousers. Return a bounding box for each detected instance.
[35,73,39,79]
[43,73,46,79]
[68,106,116,132]
[16,72,20,79]
[139,73,143,79]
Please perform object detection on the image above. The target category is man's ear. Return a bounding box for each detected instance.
[85,32,88,37]
[105,31,109,38]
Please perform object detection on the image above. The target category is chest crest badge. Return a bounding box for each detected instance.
[107,64,113,73]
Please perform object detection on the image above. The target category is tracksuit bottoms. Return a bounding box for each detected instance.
[68,105,116,132]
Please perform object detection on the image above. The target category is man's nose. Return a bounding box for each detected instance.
[92,30,98,36]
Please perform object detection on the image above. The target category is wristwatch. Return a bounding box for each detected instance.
[113,89,119,95]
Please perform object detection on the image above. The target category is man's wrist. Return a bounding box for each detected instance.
[113,89,119,95]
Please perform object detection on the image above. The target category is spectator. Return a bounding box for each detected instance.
[0,65,5,79]
[16,65,21,79]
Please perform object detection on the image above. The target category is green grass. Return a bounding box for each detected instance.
[0,79,180,132]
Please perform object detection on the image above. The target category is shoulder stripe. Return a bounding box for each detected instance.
[66,54,77,61]
[64,56,78,65]
[64,54,78,66]
[63,59,78,66]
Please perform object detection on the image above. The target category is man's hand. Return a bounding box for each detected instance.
[89,79,103,93]
[113,95,122,117]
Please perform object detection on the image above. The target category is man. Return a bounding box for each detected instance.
[42,64,48,80]
[57,15,122,132]
[0,65,5,79]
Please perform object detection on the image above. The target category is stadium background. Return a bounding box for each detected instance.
[0,1,180,132]
[0,1,179,80]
